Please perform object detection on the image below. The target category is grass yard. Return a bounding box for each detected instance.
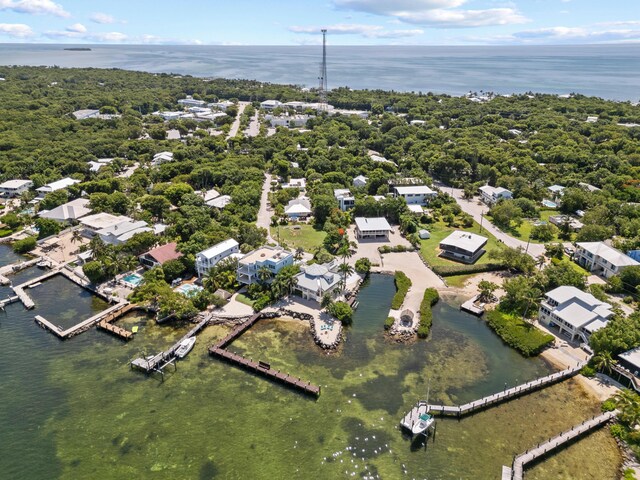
[236,293,255,307]
[507,209,574,243]
[270,224,326,252]
[419,219,504,267]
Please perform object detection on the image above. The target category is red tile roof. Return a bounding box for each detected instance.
[145,242,182,264]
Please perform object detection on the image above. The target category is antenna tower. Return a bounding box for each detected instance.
[318,29,328,110]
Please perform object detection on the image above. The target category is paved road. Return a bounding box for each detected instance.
[226,101,249,139]
[245,111,260,137]
[436,182,545,258]
[256,173,276,244]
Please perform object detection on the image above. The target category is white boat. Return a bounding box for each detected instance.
[175,336,196,358]
[411,411,435,436]
[36,260,48,268]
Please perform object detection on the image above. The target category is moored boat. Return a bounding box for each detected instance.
[412,411,435,436]
[175,336,196,358]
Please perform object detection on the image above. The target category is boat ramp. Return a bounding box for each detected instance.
[421,361,586,418]
[502,410,617,480]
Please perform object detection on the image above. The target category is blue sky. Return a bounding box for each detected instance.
[0,0,638,45]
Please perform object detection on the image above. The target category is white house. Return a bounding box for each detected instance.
[393,185,437,206]
[538,285,614,342]
[369,153,396,165]
[206,195,231,209]
[353,175,368,188]
[479,185,513,205]
[265,114,311,127]
[80,213,133,237]
[36,178,80,197]
[439,231,488,264]
[178,97,206,108]
[38,198,91,223]
[354,217,392,240]
[152,151,174,165]
[260,100,282,110]
[547,185,566,201]
[201,188,220,203]
[334,189,355,211]
[574,242,639,278]
[281,178,306,191]
[208,100,235,111]
[294,261,342,302]
[284,198,312,220]
[0,179,33,197]
[195,239,240,278]
[236,246,294,285]
[549,215,583,231]
[98,219,151,245]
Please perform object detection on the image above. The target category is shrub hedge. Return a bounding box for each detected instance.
[12,236,36,253]
[485,309,554,356]
[391,271,412,309]
[431,263,506,277]
[384,316,395,330]
[417,288,440,338]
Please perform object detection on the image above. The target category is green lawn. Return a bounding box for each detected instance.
[508,209,574,244]
[270,224,326,252]
[236,293,255,307]
[419,219,504,267]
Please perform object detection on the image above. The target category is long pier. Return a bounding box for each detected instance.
[502,410,617,480]
[209,346,320,396]
[423,362,586,418]
[130,315,210,373]
[34,301,131,339]
[208,313,321,397]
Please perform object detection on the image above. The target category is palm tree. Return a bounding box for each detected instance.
[294,247,304,261]
[535,254,546,271]
[71,229,83,245]
[88,236,106,259]
[120,255,138,273]
[203,268,221,292]
[593,351,616,375]
[257,266,272,285]
[613,389,640,427]
[338,262,354,292]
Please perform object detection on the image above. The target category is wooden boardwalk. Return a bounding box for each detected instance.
[504,410,617,479]
[208,313,321,396]
[96,303,137,340]
[34,301,131,339]
[425,362,586,417]
[130,315,210,373]
[209,347,320,396]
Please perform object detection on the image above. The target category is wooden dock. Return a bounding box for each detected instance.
[12,286,35,309]
[130,315,210,373]
[504,410,617,479]
[460,294,484,316]
[34,301,131,339]
[399,400,429,431]
[213,313,261,349]
[96,303,137,340]
[412,362,586,418]
[209,346,320,397]
[0,295,19,308]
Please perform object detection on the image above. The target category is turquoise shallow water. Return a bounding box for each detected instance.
[0,247,620,479]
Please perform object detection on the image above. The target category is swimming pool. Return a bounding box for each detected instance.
[542,199,557,208]
[122,273,143,287]
[175,283,203,297]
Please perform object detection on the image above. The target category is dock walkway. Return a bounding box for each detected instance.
[0,257,42,285]
[503,410,617,479]
[425,361,586,417]
[97,303,137,340]
[130,315,210,373]
[35,301,131,339]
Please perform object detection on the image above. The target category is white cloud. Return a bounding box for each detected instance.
[44,29,128,42]
[0,22,33,37]
[334,0,466,15]
[140,34,203,45]
[333,0,528,28]
[91,31,127,42]
[464,25,640,44]
[0,0,70,17]
[66,23,86,33]
[290,23,423,38]
[399,8,527,27]
[89,12,115,24]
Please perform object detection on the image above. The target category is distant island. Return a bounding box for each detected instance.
[64,48,91,51]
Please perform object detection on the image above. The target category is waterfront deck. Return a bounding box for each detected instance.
[130,315,210,373]
[209,346,320,396]
[460,294,484,315]
[504,410,617,479]
[34,301,131,339]
[407,361,586,419]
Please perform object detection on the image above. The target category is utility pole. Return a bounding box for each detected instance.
[318,29,328,111]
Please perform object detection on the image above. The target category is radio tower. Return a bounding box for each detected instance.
[318,29,328,110]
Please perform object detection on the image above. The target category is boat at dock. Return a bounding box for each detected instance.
[412,411,435,436]
[175,336,196,358]
[36,260,49,269]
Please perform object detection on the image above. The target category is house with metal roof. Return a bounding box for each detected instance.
[140,242,183,269]
[574,242,639,278]
[236,246,293,285]
[393,185,437,206]
[195,239,240,278]
[38,198,91,223]
[478,185,513,205]
[294,261,342,303]
[538,285,614,342]
[439,231,488,264]
[36,177,80,197]
[354,217,392,240]
[0,179,33,197]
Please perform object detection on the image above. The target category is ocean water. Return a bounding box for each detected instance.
[0,251,621,479]
[0,43,638,101]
